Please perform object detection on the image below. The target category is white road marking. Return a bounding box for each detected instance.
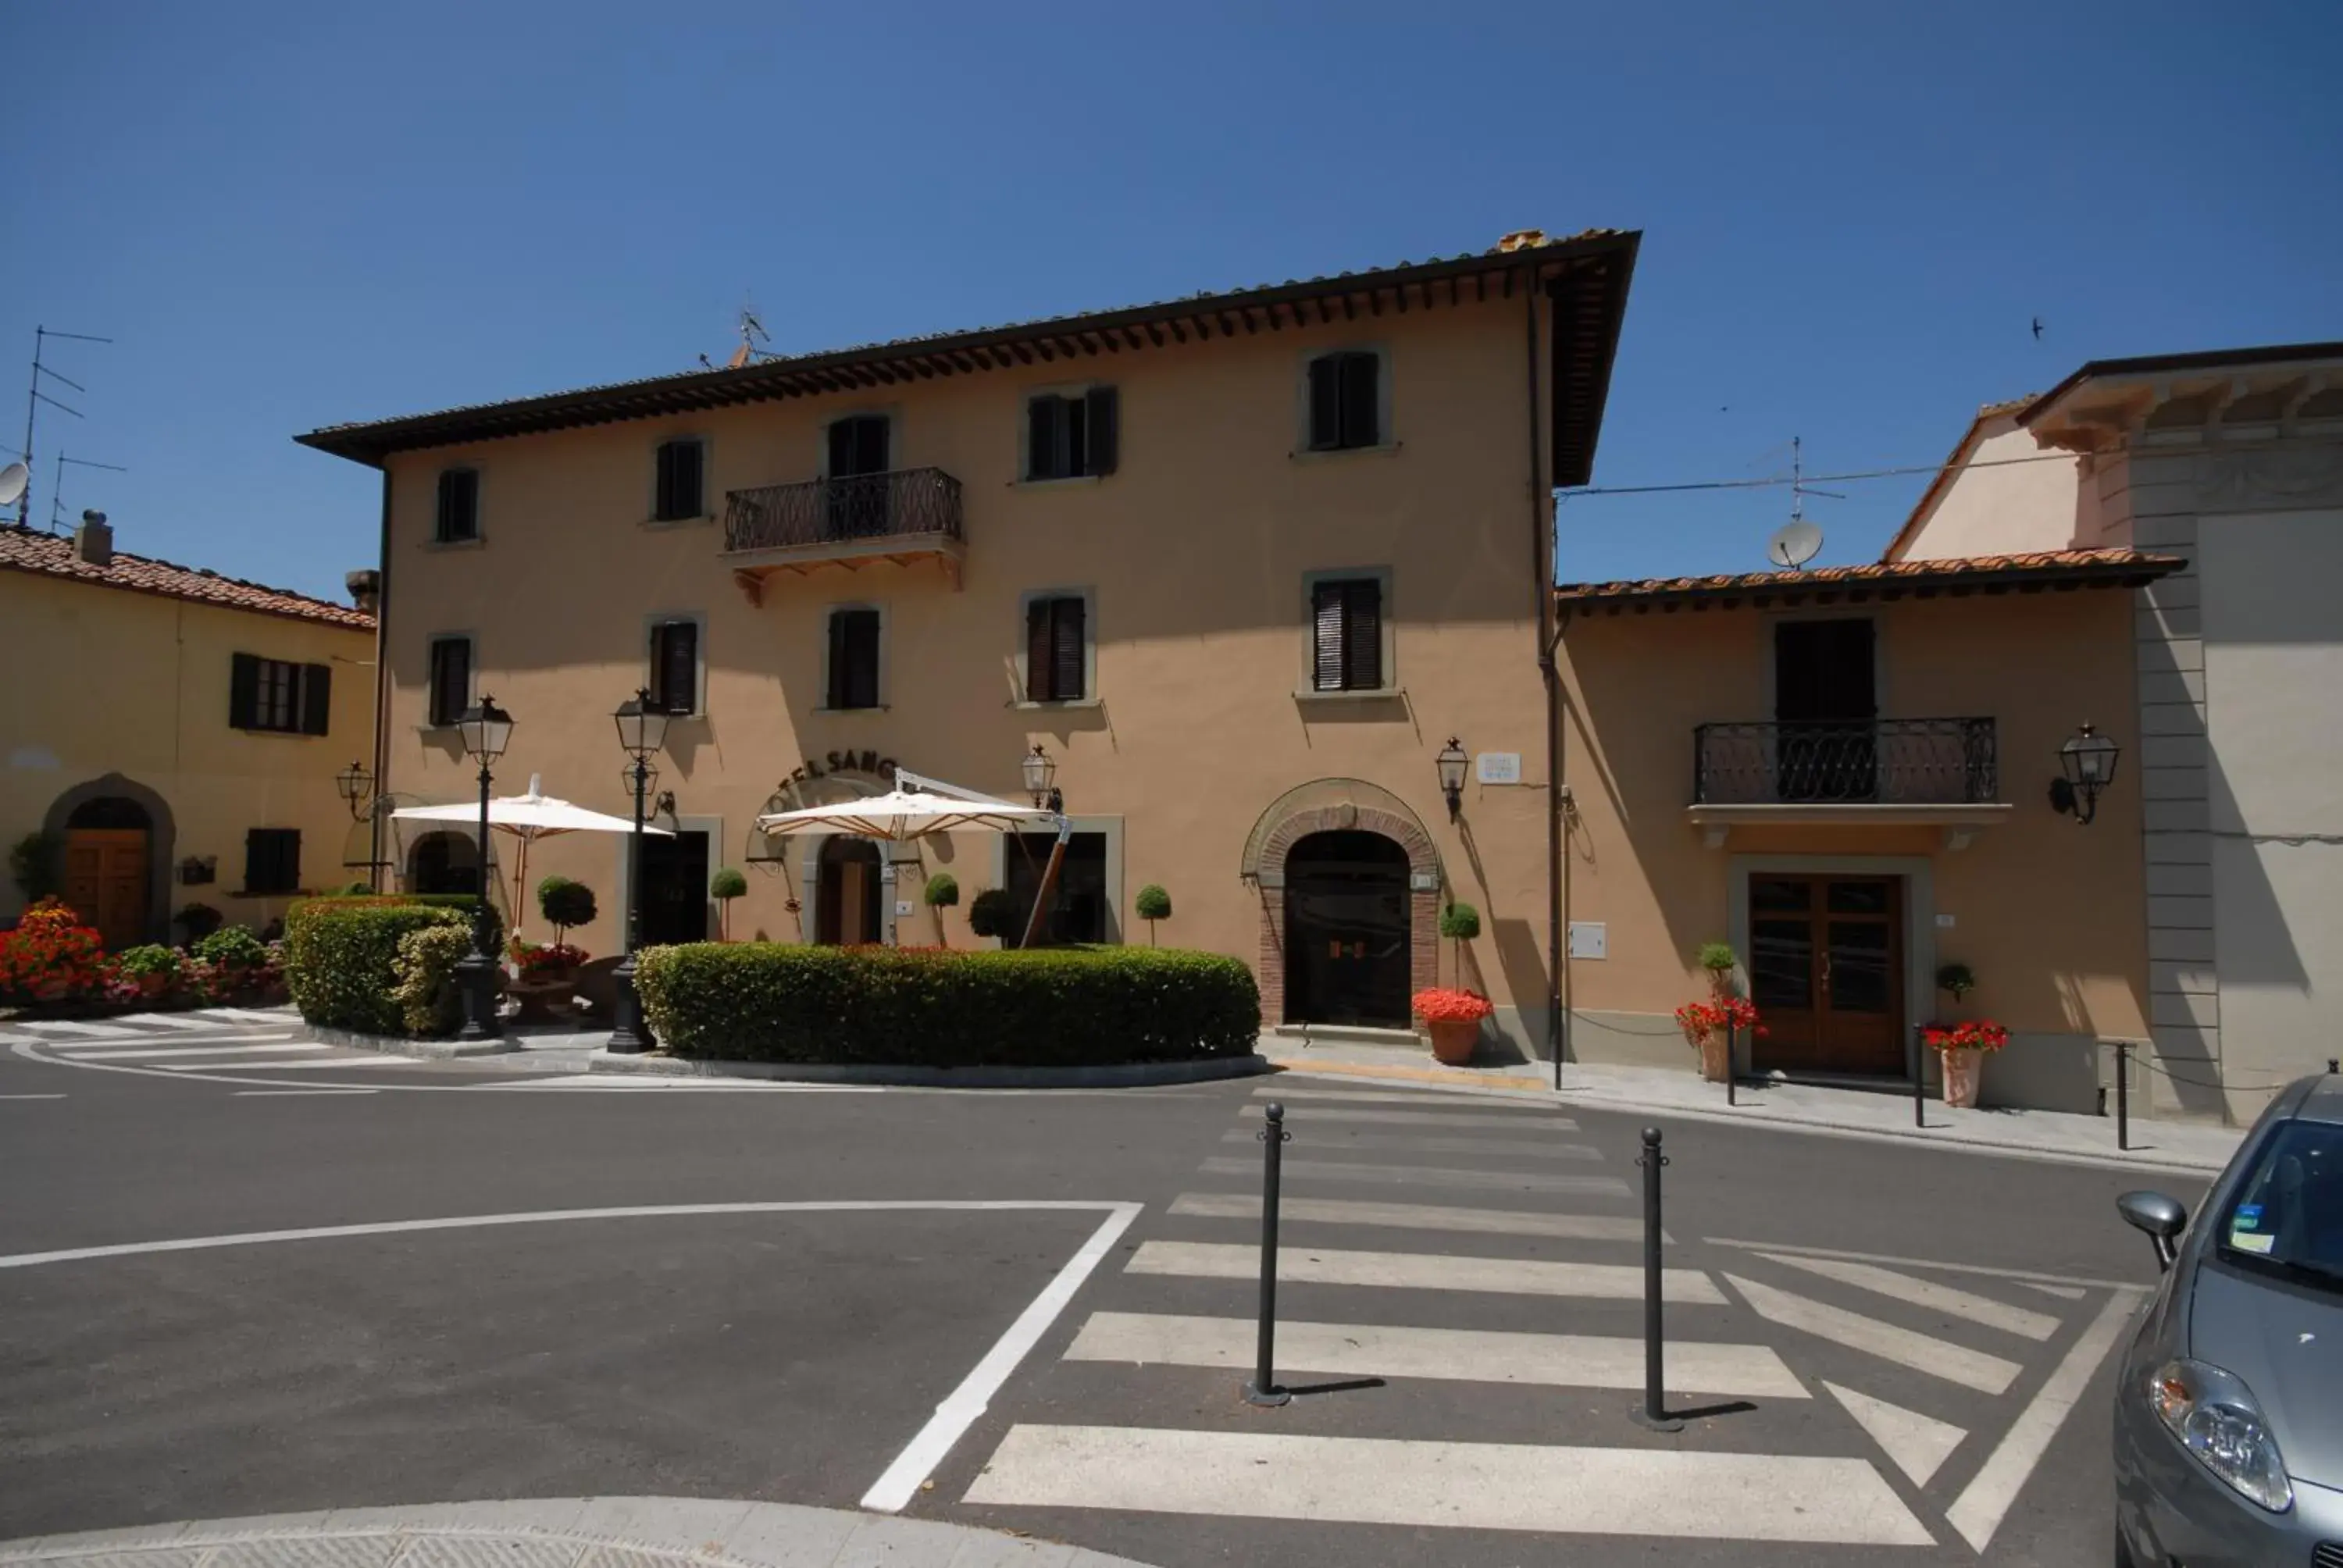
[165,1056,426,1071]
[112,1013,242,1032]
[11,1039,526,1093]
[1824,1381,1967,1485]
[1241,1104,1578,1130]
[1945,1289,2145,1552]
[234,1089,380,1096]
[1757,1253,2060,1340]
[1169,1192,1655,1243]
[1218,1128,1603,1161]
[963,1426,1931,1545]
[1706,1235,2137,1292]
[1253,1086,1557,1111]
[858,1202,1141,1513]
[52,1034,297,1055]
[1067,1311,1806,1397]
[0,1093,68,1100]
[201,1007,304,1025]
[2017,1280,2088,1300]
[66,1042,316,1063]
[13,1020,144,1038]
[481,1076,875,1091]
[1129,1240,1723,1303]
[1195,1156,1627,1196]
[1722,1274,2021,1395]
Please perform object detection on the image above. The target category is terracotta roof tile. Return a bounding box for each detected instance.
[0,526,375,630]
[1556,548,2186,612]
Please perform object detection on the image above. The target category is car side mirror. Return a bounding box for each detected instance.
[2118,1190,2188,1272]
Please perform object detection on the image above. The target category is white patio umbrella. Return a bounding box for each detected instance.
[753,786,1057,840]
[393,775,672,941]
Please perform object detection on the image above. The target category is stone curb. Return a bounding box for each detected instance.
[587,1050,1275,1089]
[1265,1060,2234,1175]
[301,1024,522,1059]
[0,1497,1157,1568]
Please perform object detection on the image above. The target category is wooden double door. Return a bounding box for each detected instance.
[65,829,150,950]
[1748,873,1906,1078]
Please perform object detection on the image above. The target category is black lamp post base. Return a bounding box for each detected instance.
[607,956,649,1053]
[454,952,503,1041]
[1243,1382,1291,1409]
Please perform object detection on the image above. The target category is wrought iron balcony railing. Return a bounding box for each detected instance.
[1692,718,1999,806]
[722,468,964,554]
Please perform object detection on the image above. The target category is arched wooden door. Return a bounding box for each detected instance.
[1283,829,1410,1028]
[63,796,152,950]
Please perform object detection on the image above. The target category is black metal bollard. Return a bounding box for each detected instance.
[1243,1102,1293,1408]
[1725,1025,1735,1107]
[2116,1041,2131,1152]
[1914,1025,1928,1129]
[1628,1127,1683,1431]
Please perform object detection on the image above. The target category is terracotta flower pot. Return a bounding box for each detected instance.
[1427,1018,1481,1066]
[1696,1031,1731,1083]
[1942,1049,1982,1109]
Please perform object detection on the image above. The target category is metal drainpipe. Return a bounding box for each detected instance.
[1526,266,1564,1085]
[369,465,393,892]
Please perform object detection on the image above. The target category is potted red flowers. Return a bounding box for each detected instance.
[1924,1020,2010,1108]
[1674,996,1761,1082]
[1412,987,1495,1066]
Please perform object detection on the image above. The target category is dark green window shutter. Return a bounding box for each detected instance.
[1027,397,1060,480]
[1084,386,1118,475]
[230,652,260,729]
[1307,356,1342,451]
[1339,352,1380,448]
[301,663,332,736]
[653,621,697,714]
[1342,579,1382,690]
[1025,597,1054,700]
[1311,583,1345,690]
[1051,597,1086,700]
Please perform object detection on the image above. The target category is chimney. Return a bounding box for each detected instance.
[74,510,112,567]
[345,568,382,615]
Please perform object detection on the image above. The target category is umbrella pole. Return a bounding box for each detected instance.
[1016,821,1072,951]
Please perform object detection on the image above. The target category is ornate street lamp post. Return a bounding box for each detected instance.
[609,689,671,1053]
[2051,722,2122,825]
[453,696,514,1041]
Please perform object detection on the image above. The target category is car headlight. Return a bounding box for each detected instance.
[2148,1359,2294,1513]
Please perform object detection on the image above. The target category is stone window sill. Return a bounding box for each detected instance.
[1293,686,1407,703]
[813,705,890,715]
[1289,441,1403,464]
[423,536,486,552]
[1012,475,1107,491]
[641,514,716,530]
[1012,697,1102,710]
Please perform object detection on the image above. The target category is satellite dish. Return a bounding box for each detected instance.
[1767,519,1823,570]
[0,462,26,508]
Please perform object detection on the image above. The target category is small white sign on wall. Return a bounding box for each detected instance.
[1568,921,1608,960]
[895,900,915,918]
[1475,752,1523,785]
[1935,913,1956,928]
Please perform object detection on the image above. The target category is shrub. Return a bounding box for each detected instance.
[392,924,474,1037]
[708,868,746,940]
[967,887,1016,939]
[539,877,597,943]
[0,899,105,1005]
[173,902,225,943]
[283,896,487,1035]
[9,830,64,903]
[1937,961,1977,1001]
[114,943,182,978]
[1135,884,1171,946]
[635,943,1261,1067]
[195,925,269,971]
[923,873,960,908]
[330,881,374,897]
[1696,941,1739,975]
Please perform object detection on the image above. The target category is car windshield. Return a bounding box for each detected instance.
[2219,1117,2343,1285]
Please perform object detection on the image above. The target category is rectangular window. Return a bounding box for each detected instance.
[1025,595,1088,702]
[229,654,331,736]
[435,469,480,543]
[1025,387,1120,480]
[654,440,704,522]
[827,608,881,711]
[1306,351,1382,451]
[1311,577,1385,692]
[242,828,301,895]
[427,636,473,727]
[648,619,700,715]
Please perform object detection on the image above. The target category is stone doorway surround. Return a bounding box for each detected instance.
[1241,779,1442,1027]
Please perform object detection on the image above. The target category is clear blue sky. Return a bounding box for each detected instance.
[5,3,2336,603]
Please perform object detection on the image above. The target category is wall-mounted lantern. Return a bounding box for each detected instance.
[2050,723,2121,825]
[1022,743,1061,813]
[1435,737,1470,821]
[335,760,374,821]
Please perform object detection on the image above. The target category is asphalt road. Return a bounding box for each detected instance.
[0,1032,2209,1566]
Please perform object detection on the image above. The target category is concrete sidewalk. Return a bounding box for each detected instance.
[1261,1037,2249,1175]
[1,1499,1154,1568]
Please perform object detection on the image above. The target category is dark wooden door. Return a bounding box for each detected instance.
[1284,831,1410,1028]
[639,830,709,946]
[65,829,148,950]
[815,837,882,945]
[1749,873,1904,1076]
[1776,619,1878,800]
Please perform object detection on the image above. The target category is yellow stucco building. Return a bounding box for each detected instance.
[1,515,378,946]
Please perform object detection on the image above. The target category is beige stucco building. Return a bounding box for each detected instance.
[298,230,1642,1050]
[1,517,378,946]
[1892,343,2343,1123]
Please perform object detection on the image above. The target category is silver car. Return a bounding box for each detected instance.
[2115,1068,2343,1566]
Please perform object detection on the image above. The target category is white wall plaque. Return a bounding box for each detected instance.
[1935,913,1956,928]
[1475,751,1523,785]
[1568,921,1607,960]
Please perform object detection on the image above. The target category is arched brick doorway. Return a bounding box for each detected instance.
[1242,781,1440,1028]
[44,773,176,948]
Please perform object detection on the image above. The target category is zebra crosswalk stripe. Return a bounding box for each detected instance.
[1239,1103,1578,1130]
[964,1426,1932,1545]
[1724,1273,2020,1395]
[1215,1128,1603,1161]
[1194,1155,1626,1196]
[1066,1311,1806,1397]
[1129,1239,1724,1303]
[1758,1252,2059,1341]
[49,1039,307,1061]
[1168,1192,1653,1243]
[1250,1085,1558,1111]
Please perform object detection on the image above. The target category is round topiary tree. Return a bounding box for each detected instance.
[538,876,597,947]
[710,867,748,941]
[1439,901,1482,984]
[1135,883,1172,946]
[968,887,1015,942]
[1696,940,1739,997]
[924,873,960,908]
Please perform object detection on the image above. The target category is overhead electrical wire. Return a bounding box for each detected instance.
[1560,448,2084,498]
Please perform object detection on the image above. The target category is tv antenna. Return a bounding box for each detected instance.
[19,326,114,530]
[1764,436,1840,570]
[48,451,130,534]
[728,306,773,369]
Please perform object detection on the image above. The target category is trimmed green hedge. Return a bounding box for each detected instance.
[634,943,1261,1067]
[284,895,502,1035]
